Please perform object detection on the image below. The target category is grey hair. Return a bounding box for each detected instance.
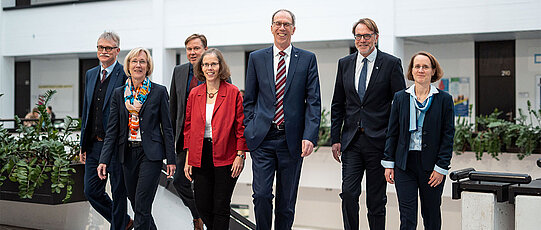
[272,9,296,26]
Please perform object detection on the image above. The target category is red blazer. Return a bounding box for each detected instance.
[184,81,248,167]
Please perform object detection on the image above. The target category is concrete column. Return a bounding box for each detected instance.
[462,191,514,230]
[515,195,541,230]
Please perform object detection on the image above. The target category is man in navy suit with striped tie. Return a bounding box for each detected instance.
[243,9,321,230]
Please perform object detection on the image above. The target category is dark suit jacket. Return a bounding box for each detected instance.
[383,89,455,171]
[80,62,127,153]
[169,63,191,153]
[331,50,405,152]
[99,82,176,165]
[243,46,321,157]
[184,81,248,167]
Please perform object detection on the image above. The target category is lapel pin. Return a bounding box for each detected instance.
[376,66,379,70]
[295,54,298,57]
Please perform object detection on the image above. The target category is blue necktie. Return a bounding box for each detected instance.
[358,58,368,102]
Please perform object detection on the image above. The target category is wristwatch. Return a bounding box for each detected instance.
[237,153,246,160]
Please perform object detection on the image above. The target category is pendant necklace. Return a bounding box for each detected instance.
[207,90,218,98]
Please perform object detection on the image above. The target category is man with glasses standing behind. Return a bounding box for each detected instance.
[169,34,208,230]
[244,9,321,230]
[79,31,132,230]
[331,18,405,230]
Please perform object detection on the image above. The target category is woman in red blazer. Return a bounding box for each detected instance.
[183,48,247,230]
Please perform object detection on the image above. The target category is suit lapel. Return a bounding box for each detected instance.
[103,63,122,111]
[197,84,206,120]
[179,64,190,100]
[365,50,383,96]
[284,46,299,95]
[86,68,99,108]
[346,53,362,104]
[265,47,276,96]
[213,83,226,116]
[139,83,154,115]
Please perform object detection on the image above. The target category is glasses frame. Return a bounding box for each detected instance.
[201,62,220,68]
[354,33,375,41]
[97,46,119,52]
[272,21,293,28]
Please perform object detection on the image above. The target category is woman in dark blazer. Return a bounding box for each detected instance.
[381,51,454,230]
[183,48,247,230]
[98,47,176,230]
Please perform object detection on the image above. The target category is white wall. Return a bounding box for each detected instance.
[30,58,79,118]
[516,38,541,123]
[395,0,541,37]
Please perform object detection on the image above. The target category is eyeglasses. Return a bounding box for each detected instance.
[413,65,432,70]
[97,46,118,52]
[354,33,375,40]
[130,60,147,65]
[273,21,293,28]
[202,62,219,68]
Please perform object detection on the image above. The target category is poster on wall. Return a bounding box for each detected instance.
[438,77,470,117]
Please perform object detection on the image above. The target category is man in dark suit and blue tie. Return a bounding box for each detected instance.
[79,32,132,230]
[331,18,406,230]
[244,9,321,230]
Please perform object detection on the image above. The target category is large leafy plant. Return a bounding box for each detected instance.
[0,90,80,202]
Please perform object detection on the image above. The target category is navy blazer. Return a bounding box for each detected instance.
[383,89,455,172]
[331,50,405,152]
[99,82,176,165]
[80,62,127,153]
[243,46,321,157]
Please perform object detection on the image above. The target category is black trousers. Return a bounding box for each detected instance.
[341,132,387,230]
[84,141,130,230]
[123,144,162,230]
[395,151,444,230]
[173,150,200,219]
[192,138,238,230]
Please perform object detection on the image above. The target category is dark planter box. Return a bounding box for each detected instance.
[0,163,87,204]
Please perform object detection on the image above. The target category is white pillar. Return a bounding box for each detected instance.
[462,191,514,230]
[151,0,165,85]
[515,195,541,230]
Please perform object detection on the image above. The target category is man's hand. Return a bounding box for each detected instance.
[428,171,444,187]
[166,164,176,179]
[384,168,394,184]
[79,150,86,164]
[97,164,107,180]
[331,143,341,163]
[301,140,314,157]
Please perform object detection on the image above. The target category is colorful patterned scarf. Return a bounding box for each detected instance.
[124,77,151,140]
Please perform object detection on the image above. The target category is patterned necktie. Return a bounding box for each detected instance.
[273,51,287,125]
[188,72,198,92]
[101,69,107,83]
[358,58,368,102]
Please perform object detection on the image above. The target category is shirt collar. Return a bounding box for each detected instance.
[357,48,377,63]
[273,44,292,58]
[406,84,439,99]
[100,61,118,75]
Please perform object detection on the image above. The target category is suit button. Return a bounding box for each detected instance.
[423,131,427,135]
[140,118,143,121]
[361,106,364,109]
[141,131,145,134]
[422,144,427,148]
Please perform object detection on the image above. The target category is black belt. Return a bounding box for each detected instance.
[204,138,212,143]
[270,123,285,131]
[128,141,142,148]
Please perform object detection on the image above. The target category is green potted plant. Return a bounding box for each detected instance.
[0,90,84,203]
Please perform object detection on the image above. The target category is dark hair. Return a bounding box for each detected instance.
[352,18,379,35]
[184,34,207,48]
[194,48,231,81]
[272,9,296,26]
[406,51,444,83]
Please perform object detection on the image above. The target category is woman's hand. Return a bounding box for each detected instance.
[97,164,107,180]
[231,151,245,178]
[184,164,193,181]
[166,164,176,179]
[428,171,444,187]
[384,168,394,184]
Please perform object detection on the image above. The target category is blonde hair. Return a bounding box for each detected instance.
[124,47,154,77]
